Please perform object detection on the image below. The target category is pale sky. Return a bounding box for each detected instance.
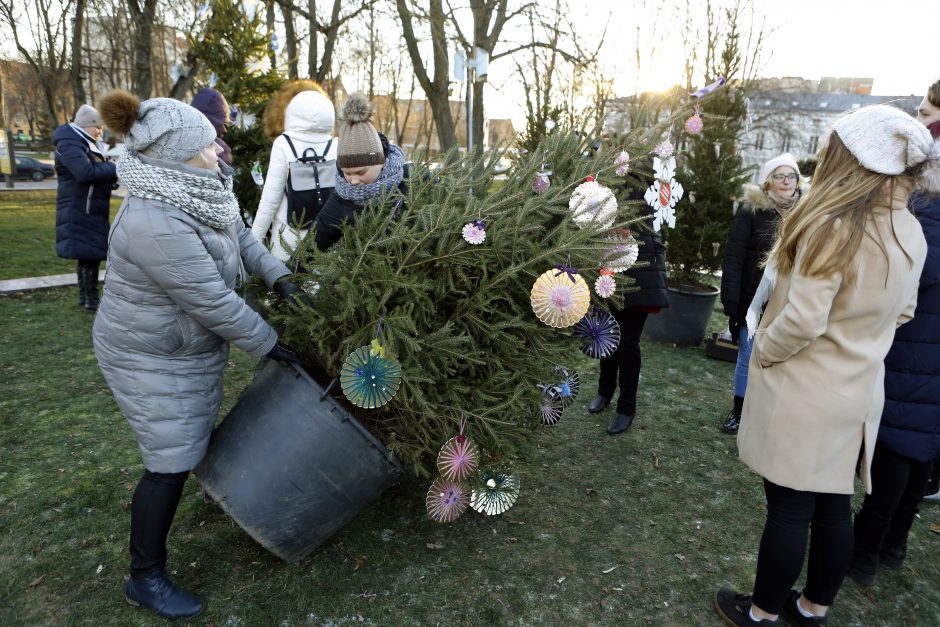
[483,0,940,128]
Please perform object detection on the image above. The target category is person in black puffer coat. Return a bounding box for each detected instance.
[54,104,119,312]
[848,122,940,588]
[313,94,407,252]
[718,154,804,434]
[587,181,669,435]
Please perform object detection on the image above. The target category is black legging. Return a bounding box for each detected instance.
[129,469,189,578]
[854,443,932,557]
[752,479,853,614]
[597,308,648,415]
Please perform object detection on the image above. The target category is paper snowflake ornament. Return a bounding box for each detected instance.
[437,434,480,482]
[595,273,616,298]
[644,156,684,232]
[615,151,630,176]
[462,219,486,245]
[427,477,469,523]
[530,266,591,328]
[537,385,565,426]
[470,472,520,516]
[569,177,618,229]
[340,345,402,409]
[685,113,704,135]
[654,140,674,159]
[533,172,551,194]
[573,306,622,359]
[601,230,640,272]
[553,366,581,407]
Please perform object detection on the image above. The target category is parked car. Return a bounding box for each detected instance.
[4,156,56,182]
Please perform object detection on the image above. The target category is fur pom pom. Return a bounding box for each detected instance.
[340,94,374,124]
[99,90,140,135]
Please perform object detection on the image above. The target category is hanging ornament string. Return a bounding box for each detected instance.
[554,256,579,283]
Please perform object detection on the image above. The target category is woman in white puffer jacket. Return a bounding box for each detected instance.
[252,82,337,261]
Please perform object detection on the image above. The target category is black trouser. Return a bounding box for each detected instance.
[854,443,932,557]
[752,479,853,614]
[129,469,189,578]
[596,308,648,415]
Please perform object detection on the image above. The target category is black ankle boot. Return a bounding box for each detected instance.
[76,266,87,307]
[587,395,611,413]
[125,572,203,619]
[847,551,878,587]
[82,266,99,312]
[607,413,634,435]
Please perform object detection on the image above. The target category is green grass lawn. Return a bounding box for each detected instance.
[1,286,938,625]
[1,195,937,624]
[0,192,122,280]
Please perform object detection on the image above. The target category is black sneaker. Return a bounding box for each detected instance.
[720,410,741,434]
[714,588,778,625]
[782,590,827,626]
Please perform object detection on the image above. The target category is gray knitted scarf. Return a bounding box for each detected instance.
[334,143,406,206]
[117,151,240,229]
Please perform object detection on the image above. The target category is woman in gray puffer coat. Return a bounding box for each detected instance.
[93,90,302,620]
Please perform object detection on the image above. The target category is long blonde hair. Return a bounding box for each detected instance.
[772,132,916,281]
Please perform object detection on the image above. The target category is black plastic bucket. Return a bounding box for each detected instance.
[642,285,719,347]
[195,360,402,562]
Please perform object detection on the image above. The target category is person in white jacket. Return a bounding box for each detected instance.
[252,87,338,261]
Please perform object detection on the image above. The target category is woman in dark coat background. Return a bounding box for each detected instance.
[54,104,118,311]
[848,124,940,588]
[718,154,803,434]
[587,185,669,435]
[190,88,233,166]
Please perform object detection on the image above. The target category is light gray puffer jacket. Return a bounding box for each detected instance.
[93,161,290,473]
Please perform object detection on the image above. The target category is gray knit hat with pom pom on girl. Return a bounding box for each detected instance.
[337,95,385,168]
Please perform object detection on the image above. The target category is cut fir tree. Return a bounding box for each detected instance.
[271,127,686,479]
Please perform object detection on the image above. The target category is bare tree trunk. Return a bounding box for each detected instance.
[127,0,156,99]
[168,49,199,100]
[283,3,298,79]
[396,0,457,152]
[307,0,318,79]
[265,0,277,70]
[70,0,86,107]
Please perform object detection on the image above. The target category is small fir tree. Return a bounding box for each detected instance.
[189,0,284,213]
[270,118,688,477]
[667,16,752,287]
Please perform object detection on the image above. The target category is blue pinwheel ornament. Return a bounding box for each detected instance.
[573,306,621,359]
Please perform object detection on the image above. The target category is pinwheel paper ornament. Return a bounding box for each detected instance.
[573,306,621,359]
[462,219,487,244]
[595,272,616,298]
[553,366,581,407]
[654,140,674,159]
[684,113,704,135]
[340,344,401,408]
[601,229,639,272]
[437,433,480,482]
[533,172,551,194]
[644,156,684,232]
[615,151,630,176]
[537,385,565,426]
[427,477,470,523]
[470,472,520,516]
[569,177,618,229]
[530,265,591,328]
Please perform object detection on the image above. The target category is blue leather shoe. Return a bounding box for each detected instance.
[125,572,203,619]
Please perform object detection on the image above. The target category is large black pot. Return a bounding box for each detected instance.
[195,360,402,562]
[642,284,719,347]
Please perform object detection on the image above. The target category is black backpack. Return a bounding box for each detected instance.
[282,134,335,228]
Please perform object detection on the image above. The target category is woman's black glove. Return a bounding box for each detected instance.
[267,342,300,366]
[274,277,312,307]
[728,317,742,345]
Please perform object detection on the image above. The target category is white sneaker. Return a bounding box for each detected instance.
[924,487,940,501]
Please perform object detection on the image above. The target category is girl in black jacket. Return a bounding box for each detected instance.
[718,154,803,433]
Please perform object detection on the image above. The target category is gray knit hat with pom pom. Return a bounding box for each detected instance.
[99,91,215,162]
[337,94,384,168]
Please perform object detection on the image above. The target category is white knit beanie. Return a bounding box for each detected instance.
[758,153,800,184]
[833,104,934,175]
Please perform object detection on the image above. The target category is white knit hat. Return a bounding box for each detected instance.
[758,153,800,184]
[833,104,934,175]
